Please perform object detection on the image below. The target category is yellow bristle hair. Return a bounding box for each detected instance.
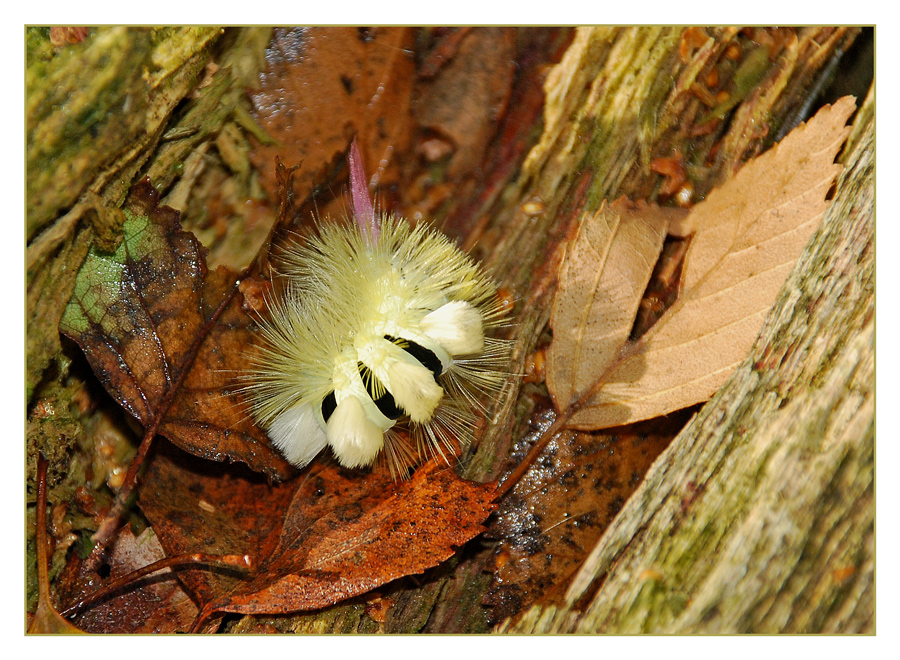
[244,144,509,478]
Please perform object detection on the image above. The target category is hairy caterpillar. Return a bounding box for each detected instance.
[244,142,509,477]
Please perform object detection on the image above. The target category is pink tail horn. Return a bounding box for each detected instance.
[349,138,379,243]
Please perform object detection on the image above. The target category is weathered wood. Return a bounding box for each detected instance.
[500,88,874,634]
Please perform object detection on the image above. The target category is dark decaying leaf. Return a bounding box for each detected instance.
[250,27,416,210]
[58,179,292,479]
[484,408,679,623]
[138,441,497,619]
[60,528,199,634]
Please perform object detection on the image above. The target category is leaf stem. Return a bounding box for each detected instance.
[33,455,51,608]
[495,340,645,499]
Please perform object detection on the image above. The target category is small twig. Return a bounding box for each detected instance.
[28,453,84,633]
[33,455,51,606]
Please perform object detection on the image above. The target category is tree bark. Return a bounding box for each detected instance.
[449,27,872,634]
[501,88,874,633]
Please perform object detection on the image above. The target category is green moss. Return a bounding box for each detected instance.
[703,45,772,123]
[26,28,153,240]
[24,27,54,75]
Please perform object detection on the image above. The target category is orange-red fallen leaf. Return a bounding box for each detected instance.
[548,97,855,430]
[203,461,496,618]
[138,441,496,620]
[137,442,296,609]
[59,180,292,479]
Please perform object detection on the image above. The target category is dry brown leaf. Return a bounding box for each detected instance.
[547,199,681,412]
[551,97,855,429]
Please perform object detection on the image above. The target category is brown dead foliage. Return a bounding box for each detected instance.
[59,179,292,480]
[547,98,855,430]
[249,27,417,213]
[137,442,496,624]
